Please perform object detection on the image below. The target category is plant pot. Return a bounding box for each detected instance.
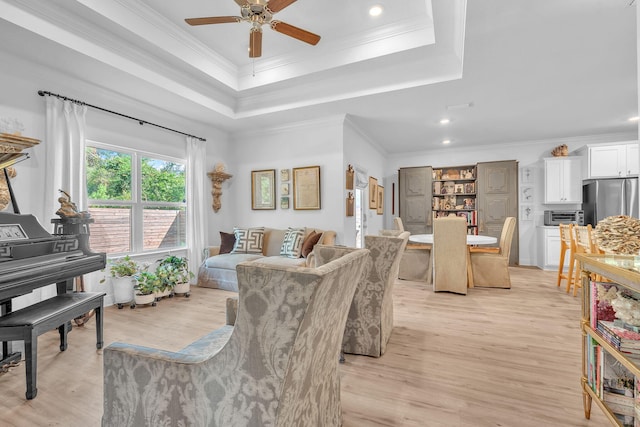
[112,276,135,308]
[174,281,190,297]
[155,288,171,300]
[134,292,156,307]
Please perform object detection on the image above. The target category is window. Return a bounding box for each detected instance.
[85,143,187,255]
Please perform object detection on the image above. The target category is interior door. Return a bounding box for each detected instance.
[476,160,519,265]
[399,166,433,235]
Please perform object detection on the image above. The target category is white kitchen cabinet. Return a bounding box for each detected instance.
[579,142,639,178]
[544,157,582,204]
[537,226,560,270]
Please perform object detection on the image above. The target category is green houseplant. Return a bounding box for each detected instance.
[157,255,194,297]
[133,271,160,307]
[107,255,141,309]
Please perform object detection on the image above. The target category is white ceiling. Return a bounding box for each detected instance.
[0,0,637,154]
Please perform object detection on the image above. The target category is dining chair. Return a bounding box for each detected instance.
[469,217,516,288]
[556,223,577,294]
[432,216,468,294]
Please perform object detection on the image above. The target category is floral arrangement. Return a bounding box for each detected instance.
[598,284,640,326]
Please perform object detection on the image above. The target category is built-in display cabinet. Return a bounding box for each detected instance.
[544,157,582,204]
[576,142,639,179]
[399,160,519,264]
[431,165,477,235]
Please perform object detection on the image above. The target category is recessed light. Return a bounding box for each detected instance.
[442,139,451,145]
[439,118,451,125]
[369,5,383,16]
[629,116,639,122]
[446,102,473,110]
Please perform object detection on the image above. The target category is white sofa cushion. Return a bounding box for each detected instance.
[205,253,264,269]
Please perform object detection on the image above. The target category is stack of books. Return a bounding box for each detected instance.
[597,320,640,355]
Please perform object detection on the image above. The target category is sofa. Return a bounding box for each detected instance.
[198,227,336,292]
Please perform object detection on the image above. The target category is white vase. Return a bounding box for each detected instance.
[111,276,135,308]
[134,293,156,307]
[174,282,190,296]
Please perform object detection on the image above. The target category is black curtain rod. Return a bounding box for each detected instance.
[37,90,206,142]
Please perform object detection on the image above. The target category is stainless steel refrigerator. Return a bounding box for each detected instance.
[582,178,639,226]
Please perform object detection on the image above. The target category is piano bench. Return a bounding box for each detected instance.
[0,292,105,400]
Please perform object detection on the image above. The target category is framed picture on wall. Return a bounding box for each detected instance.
[251,169,276,210]
[369,177,378,209]
[293,166,321,210]
[377,185,384,214]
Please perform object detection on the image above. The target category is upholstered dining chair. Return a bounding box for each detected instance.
[102,247,369,427]
[432,216,468,294]
[469,217,516,288]
[313,232,409,358]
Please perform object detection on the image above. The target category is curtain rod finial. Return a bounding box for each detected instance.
[37,90,45,96]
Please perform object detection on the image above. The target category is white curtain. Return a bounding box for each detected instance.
[186,136,207,284]
[43,97,88,223]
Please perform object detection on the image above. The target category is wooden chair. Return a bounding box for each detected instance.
[556,223,577,294]
[433,217,468,294]
[469,217,516,288]
[572,224,600,296]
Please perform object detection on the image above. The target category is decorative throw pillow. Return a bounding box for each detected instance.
[219,231,236,254]
[300,230,323,258]
[231,227,265,254]
[280,227,305,258]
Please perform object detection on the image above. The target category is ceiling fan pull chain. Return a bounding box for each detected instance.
[252,58,256,77]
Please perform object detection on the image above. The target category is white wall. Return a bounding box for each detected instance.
[342,118,388,246]
[229,116,346,243]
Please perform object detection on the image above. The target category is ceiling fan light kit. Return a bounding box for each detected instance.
[185,0,320,58]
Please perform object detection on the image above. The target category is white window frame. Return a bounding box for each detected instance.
[86,140,187,256]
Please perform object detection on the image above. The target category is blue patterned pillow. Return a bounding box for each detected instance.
[231,227,265,254]
[280,228,305,258]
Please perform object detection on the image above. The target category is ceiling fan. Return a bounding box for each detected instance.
[185,0,321,58]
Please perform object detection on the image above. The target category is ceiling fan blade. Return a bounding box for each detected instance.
[234,0,248,6]
[270,21,320,45]
[185,16,241,26]
[249,29,263,58]
[267,0,297,13]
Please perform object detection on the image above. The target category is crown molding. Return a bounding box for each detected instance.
[76,0,239,90]
[344,115,388,157]
[231,115,346,141]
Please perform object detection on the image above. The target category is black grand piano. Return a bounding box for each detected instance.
[0,168,106,399]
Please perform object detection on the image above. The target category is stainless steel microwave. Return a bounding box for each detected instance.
[543,210,585,226]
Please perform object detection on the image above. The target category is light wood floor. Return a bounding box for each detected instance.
[0,267,609,426]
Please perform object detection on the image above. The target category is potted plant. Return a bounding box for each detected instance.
[133,271,160,307]
[157,255,194,297]
[107,255,140,309]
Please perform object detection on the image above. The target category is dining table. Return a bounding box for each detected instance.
[408,233,498,288]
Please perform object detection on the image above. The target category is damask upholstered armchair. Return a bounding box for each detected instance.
[313,232,409,358]
[102,247,369,427]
